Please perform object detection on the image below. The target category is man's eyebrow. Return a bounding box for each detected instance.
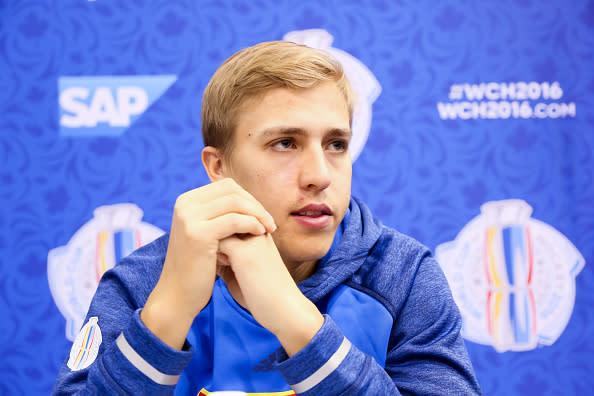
[259,127,306,138]
[258,127,352,139]
[326,128,352,139]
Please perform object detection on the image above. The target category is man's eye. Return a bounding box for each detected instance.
[272,139,295,150]
[328,140,347,152]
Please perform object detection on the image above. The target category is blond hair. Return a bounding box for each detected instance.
[201,41,355,156]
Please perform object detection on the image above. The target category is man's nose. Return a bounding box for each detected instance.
[298,146,331,192]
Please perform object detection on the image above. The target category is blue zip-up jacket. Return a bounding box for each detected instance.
[53,197,482,395]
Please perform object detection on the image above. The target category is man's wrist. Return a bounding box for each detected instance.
[274,299,324,357]
[140,290,195,351]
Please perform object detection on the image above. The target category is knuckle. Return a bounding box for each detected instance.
[174,193,193,212]
[228,213,242,229]
[221,177,235,187]
[174,195,185,208]
[227,193,241,207]
[173,204,188,223]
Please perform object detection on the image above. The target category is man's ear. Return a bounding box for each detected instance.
[202,146,228,182]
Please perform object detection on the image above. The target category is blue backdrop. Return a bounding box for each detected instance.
[1,1,593,394]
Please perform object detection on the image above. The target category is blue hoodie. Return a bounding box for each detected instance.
[53,197,482,395]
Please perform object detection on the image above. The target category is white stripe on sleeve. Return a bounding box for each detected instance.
[290,337,352,394]
[115,333,180,386]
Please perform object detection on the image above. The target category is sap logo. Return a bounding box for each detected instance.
[60,86,148,128]
[58,75,177,137]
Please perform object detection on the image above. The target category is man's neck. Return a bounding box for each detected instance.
[284,259,318,284]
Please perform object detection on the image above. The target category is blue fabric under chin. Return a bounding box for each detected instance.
[318,204,351,266]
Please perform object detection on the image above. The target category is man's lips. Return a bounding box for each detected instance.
[291,203,333,217]
[290,204,333,229]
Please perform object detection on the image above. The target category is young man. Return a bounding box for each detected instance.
[53,41,482,395]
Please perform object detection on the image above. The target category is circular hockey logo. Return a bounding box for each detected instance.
[284,29,382,162]
[48,203,164,341]
[435,199,585,352]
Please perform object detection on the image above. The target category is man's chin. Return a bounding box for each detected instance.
[279,242,333,266]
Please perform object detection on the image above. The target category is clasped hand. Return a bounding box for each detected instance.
[141,179,323,356]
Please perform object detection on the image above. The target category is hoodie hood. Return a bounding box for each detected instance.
[298,196,384,302]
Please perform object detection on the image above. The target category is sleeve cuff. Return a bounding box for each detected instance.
[116,308,194,383]
[275,314,353,394]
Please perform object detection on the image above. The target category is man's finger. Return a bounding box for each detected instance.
[201,193,276,232]
[207,212,267,241]
[177,178,258,206]
[175,179,276,232]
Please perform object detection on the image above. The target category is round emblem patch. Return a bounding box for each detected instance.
[67,316,103,371]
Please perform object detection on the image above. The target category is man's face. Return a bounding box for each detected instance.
[223,81,352,274]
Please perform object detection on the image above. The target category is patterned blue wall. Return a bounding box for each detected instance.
[1,0,593,394]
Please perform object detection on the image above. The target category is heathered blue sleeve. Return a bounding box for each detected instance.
[275,254,482,395]
[275,315,401,395]
[385,254,482,395]
[52,238,195,395]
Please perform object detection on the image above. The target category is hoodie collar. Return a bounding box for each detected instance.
[298,196,383,302]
